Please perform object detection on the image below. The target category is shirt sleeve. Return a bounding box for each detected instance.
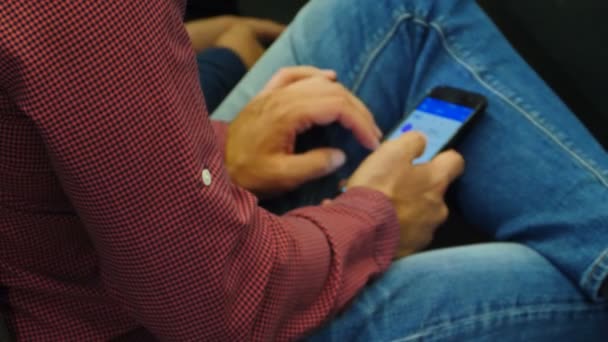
[2,1,399,341]
[210,120,230,156]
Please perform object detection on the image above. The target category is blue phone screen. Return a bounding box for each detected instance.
[387,97,475,164]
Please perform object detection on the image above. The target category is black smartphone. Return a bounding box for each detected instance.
[386,86,487,164]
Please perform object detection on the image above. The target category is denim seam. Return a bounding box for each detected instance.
[581,248,608,301]
[349,11,608,188]
[388,302,608,342]
[351,12,414,93]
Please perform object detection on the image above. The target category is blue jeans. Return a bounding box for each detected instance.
[212,0,608,340]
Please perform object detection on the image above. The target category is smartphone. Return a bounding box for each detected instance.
[386,86,487,164]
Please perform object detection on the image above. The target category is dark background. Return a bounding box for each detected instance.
[240,0,308,22]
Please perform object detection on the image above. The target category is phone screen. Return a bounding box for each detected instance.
[386,97,475,164]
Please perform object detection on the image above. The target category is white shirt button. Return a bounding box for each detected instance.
[201,169,212,186]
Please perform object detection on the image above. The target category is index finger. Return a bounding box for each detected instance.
[391,131,427,162]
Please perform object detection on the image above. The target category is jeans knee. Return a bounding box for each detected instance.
[382,243,577,304]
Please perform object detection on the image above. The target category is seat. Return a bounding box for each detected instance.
[0,318,11,342]
[0,286,12,341]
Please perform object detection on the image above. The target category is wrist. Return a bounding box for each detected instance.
[224,144,274,198]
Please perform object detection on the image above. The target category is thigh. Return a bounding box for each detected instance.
[306,243,608,342]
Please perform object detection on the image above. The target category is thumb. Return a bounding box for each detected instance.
[281,148,346,188]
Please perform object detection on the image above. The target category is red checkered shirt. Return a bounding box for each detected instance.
[0,1,399,340]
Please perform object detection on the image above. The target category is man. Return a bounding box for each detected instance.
[1,0,607,341]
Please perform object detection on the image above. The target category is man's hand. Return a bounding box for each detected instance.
[185,16,285,68]
[214,24,267,69]
[347,132,465,258]
[226,67,383,197]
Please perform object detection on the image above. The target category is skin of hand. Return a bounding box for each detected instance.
[185,16,285,68]
[225,66,383,198]
[347,133,465,258]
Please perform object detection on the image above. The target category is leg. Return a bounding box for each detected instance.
[306,243,608,341]
[212,0,608,299]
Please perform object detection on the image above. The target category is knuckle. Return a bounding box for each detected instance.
[276,67,291,78]
[328,83,347,96]
[457,154,466,170]
[434,177,450,191]
[450,151,465,167]
[438,205,450,222]
[338,95,350,107]
[300,65,317,73]
[276,107,295,124]
[330,95,349,109]
[455,151,465,163]
[232,23,251,33]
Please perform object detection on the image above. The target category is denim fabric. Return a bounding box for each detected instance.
[308,243,608,341]
[196,48,247,113]
[212,0,608,340]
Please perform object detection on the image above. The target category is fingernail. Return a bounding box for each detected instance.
[370,138,381,150]
[331,151,347,169]
[375,126,383,138]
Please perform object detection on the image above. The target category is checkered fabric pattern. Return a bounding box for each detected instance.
[0,1,400,340]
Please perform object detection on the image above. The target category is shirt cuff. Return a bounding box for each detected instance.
[285,187,400,311]
[333,187,401,272]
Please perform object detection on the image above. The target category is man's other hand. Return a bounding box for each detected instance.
[226,67,383,197]
[185,16,285,68]
[347,132,465,258]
